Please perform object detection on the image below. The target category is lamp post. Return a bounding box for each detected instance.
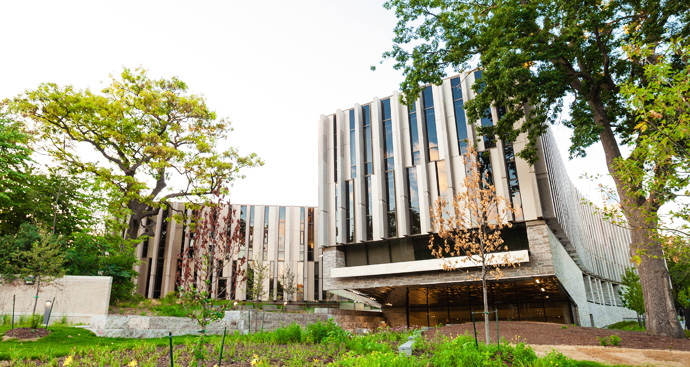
[43,298,55,329]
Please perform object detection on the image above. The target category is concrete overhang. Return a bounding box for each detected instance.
[330,250,530,278]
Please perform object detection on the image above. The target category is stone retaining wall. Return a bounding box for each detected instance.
[89,308,386,338]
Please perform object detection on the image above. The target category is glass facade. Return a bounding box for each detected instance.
[435,160,448,198]
[333,116,338,183]
[407,277,573,327]
[382,98,396,237]
[344,224,529,267]
[248,206,254,259]
[300,207,305,261]
[363,104,373,240]
[478,151,494,188]
[497,106,524,221]
[349,109,356,178]
[263,207,269,261]
[152,208,171,298]
[408,103,421,165]
[239,206,247,258]
[422,86,439,161]
[278,207,285,261]
[474,71,495,148]
[307,208,315,261]
[345,180,355,243]
[450,77,469,154]
[407,167,421,235]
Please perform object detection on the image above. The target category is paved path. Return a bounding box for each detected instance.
[531,344,690,367]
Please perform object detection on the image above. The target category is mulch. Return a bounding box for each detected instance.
[424,321,690,351]
[3,328,51,340]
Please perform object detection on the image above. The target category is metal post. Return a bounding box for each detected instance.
[45,297,55,329]
[11,295,15,330]
[470,311,478,349]
[218,327,226,365]
[168,332,174,367]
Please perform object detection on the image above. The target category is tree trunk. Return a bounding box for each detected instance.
[482,266,490,345]
[629,217,684,337]
[31,274,41,319]
[589,101,684,338]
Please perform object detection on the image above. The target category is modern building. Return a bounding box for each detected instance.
[134,203,325,302]
[317,72,635,328]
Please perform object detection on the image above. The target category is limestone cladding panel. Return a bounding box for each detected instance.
[324,221,554,291]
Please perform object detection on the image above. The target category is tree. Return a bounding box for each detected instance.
[246,256,269,309]
[0,111,31,204]
[18,232,65,328]
[620,267,646,317]
[177,195,245,366]
[280,265,297,302]
[381,0,688,338]
[11,67,262,242]
[429,145,517,344]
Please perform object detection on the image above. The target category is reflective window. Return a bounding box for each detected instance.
[307,208,315,261]
[239,206,247,258]
[451,77,469,153]
[346,180,355,243]
[408,103,421,165]
[333,116,338,182]
[362,105,373,175]
[278,207,285,261]
[300,207,305,261]
[314,262,320,300]
[365,176,373,240]
[474,71,495,148]
[248,206,254,260]
[497,106,523,221]
[435,160,448,197]
[382,98,397,237]
[422,86,439,161]
[349,109,356,178]
[478,151,494,188]
[363,105,373,240]
[407,168,421,235]
[263,207,269,261]
[296,262,304,301]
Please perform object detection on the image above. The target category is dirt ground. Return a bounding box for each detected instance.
[426,321,690,366]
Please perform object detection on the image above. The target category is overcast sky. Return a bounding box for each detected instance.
[0,0,612,207]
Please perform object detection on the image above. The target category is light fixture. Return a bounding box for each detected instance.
[535,279,540,284]
[540,287,545,292]
[43,300,53,328]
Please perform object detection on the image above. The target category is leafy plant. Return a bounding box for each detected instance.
[609,335,621,346]
[598,336,609,347]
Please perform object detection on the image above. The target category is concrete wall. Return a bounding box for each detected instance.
[90,308,386,338]
[0,276,112,325]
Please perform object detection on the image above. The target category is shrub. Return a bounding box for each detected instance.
[304,320,346,344]
[685,330,690,339]
[608,335,621,346]
[597,336,608,346]
[272,323,302,344]
[561,325,568,329]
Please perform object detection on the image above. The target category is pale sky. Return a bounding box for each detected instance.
[0,0,612,208]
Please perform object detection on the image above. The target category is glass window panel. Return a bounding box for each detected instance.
[409,104,421,166]
[307,208,315,261]
[436,160,447,197]
[278,207,286,261]
[407,168,420,235]
[349,109,356,178]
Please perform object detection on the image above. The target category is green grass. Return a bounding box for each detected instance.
[0,325,199,360]
[0,322,636,366]
[606,320,645,332]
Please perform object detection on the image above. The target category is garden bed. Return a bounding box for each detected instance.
[425,321,690,351]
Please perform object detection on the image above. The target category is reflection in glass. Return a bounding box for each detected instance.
[407,168,421,234]
[382,98,397,237]
[422,86,439,161]
[278,207,285,261]
[248,206,254,259]
[346,180,355,243]
[362,105,373,175]
[451,77,469,153]
[263,207,269,261]
[349,109,357,178]
[408,103,421,165]
[239,206,247,258]
[365,176,373,240]
[307,208,314,261]
[300,207,305,261]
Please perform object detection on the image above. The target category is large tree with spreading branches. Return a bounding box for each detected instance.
[11,67,262,241]
[381,0,688,337]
